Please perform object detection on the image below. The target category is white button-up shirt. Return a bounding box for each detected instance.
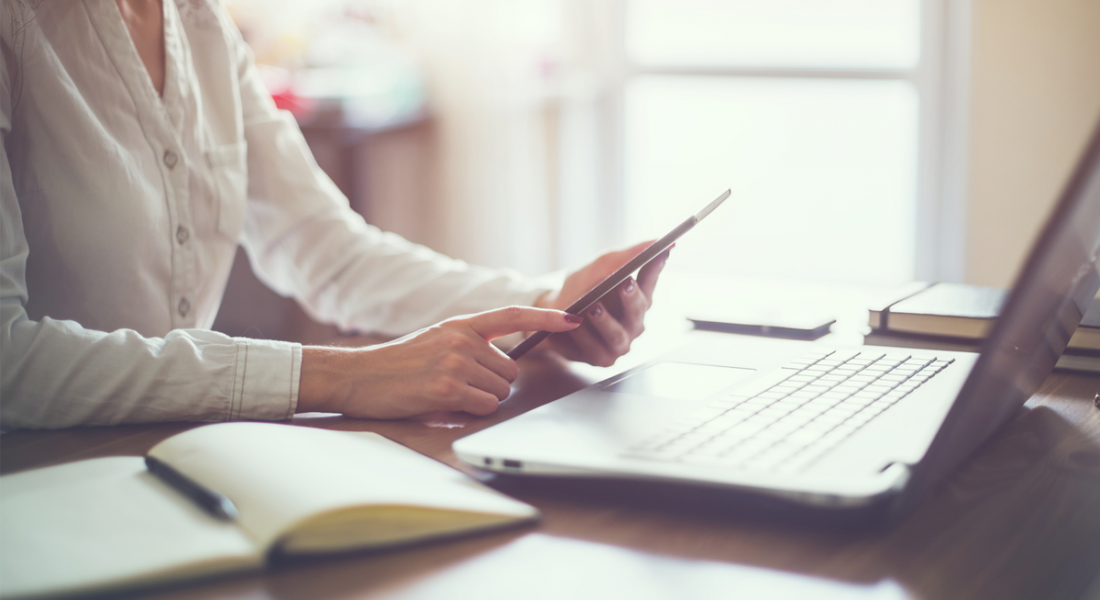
[0,0,549,428]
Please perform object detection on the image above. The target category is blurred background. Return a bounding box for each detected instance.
[212,0,1100,343]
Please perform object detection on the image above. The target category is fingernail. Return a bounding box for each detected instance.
[589,304,603,318]
[564,313,583,324]
[623,278,635,294]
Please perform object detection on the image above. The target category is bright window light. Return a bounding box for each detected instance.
[626,0,921,69]
[623,76,919,285]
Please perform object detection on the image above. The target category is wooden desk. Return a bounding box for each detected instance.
[4,278,1100,600]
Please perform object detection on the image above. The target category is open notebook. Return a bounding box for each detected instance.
[0,423,537,599]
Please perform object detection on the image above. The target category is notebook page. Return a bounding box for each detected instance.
[147,423,537,550]
[0,457,261,599]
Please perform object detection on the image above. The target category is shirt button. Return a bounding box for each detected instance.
[178,297,191,317]
[176,225,189,245]
[163,150,178,169]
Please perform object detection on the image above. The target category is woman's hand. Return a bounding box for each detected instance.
[298,307,582,418]
[535,241,671,367]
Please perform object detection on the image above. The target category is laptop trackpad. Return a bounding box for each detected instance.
[603,362,755,401]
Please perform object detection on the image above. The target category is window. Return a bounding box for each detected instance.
[609,0,966,285]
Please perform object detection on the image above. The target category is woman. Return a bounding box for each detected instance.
[0,0,666,428]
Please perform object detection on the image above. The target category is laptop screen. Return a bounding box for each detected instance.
[910,121,1100,503]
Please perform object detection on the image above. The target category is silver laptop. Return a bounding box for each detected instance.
[454,121,1100,516]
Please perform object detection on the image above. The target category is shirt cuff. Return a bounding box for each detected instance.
[229,338,301,421]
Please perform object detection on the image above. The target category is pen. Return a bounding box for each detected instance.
[144,455,239,521]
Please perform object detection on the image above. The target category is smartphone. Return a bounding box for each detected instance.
[507,189,732,359]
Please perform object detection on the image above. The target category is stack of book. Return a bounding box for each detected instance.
[865,282,1100,374]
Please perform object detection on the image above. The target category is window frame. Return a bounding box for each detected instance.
[593,0,972,283]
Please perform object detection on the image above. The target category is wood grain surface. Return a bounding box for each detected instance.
[4,278,1100,600]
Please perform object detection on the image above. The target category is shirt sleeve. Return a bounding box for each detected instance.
[0,30,300,429]
[226,17,552,339]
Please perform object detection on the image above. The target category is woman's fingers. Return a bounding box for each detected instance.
[587,302,631,356]
[566,322,616,366]
[595,240,654,272]
[463,361,514,401]
[455,386,502,416]
[614,277,649,338]
[637,247,671,302]
[459,334,520,382]
[544,334,586,362]
[567,302,626,366]
[425,351,512,412]
[303,262,669,420]
[555,278,648,367]
[463,306,582,340]
[476,345,520,382]
[455,305,586,381]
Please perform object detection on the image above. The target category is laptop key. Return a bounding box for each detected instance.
[785,428,826,445]
[706,397,742,410]
[629,352,949,469]
[728,369,798,399]
[881,353,912,364]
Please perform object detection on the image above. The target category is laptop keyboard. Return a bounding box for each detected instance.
[625,349,954,474]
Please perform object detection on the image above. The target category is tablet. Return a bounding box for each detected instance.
[508,189,731,359]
